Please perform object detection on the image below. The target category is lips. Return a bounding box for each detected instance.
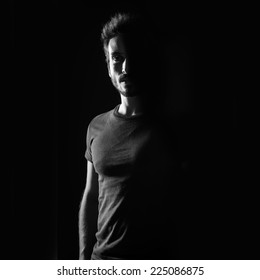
[121,79,131,84]
[119,75,133,83]
[120,77,129,83]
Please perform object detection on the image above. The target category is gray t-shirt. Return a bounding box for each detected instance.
[86,105,179,259]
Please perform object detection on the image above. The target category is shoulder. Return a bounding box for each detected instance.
[90,109,113,126]
[87,107,116,135]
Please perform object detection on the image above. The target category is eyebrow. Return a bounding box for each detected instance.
[111,51,124,56]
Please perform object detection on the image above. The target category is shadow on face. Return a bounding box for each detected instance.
[117,33,164,114]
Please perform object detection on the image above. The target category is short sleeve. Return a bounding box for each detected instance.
[85,123,93,162]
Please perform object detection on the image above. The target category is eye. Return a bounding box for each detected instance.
[112,54,124,63]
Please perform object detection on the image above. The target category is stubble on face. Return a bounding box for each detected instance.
[111,74,137,97]
[107,35,142,97]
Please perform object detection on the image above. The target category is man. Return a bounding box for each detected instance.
[79,13,181,260]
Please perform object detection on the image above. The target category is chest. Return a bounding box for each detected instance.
[92,122,152,177]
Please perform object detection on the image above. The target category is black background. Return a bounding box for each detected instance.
[4,1,258,260]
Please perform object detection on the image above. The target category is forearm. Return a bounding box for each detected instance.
[78,196,98,260]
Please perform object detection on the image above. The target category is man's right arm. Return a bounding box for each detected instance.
[79,161,99,260]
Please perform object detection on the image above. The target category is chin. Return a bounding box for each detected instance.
[120,90,139,97]
[120,86,141,97]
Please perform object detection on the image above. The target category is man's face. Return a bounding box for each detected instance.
[107,34,143,97]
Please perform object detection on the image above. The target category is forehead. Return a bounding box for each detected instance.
[107,35,127,55]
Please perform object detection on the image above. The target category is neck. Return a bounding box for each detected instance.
[118,95,144,117]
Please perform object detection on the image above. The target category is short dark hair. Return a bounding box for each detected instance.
[100,12,151,63]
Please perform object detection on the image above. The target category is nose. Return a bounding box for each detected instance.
[122,58,129,74]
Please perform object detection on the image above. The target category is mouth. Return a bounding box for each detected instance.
[121,79,131,83]
[120,77,129,82]
[119,74,134,83]
[120,79,132,86]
